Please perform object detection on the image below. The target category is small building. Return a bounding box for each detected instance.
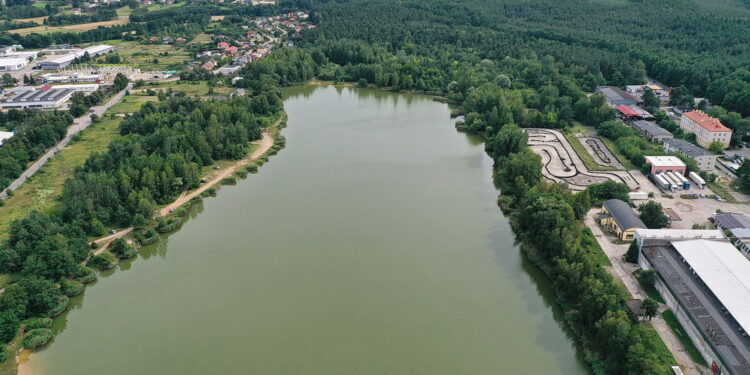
[0,57,29,71]
[600,199,646,241]
[663,138,717,172]
[217,42,230,49]
[632,120,673,143]
[595,86,639,106]
[214,64,242,76]
[713,212,750,259]
[644,156,686,176]
[616,105,654,121]
[680,110,732,149]
[0,130,14,146]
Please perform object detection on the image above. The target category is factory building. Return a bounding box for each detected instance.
[599,199,646,240]
[595,86,640,106]
[664,138,718,172]
[0,87,75,109]
[36,45,114,70]
[636,230,750,375]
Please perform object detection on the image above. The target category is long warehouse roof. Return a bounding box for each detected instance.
[41,45,112,65]
[672,239,750,334]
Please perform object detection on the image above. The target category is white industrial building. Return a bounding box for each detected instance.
[636,230,750,375]
[0,87,75,109]
[37,45,114,70]
[0,57,29,71]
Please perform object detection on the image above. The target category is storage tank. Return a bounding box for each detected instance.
[689,171,706,189]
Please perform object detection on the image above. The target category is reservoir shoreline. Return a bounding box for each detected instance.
[18,84,588,375]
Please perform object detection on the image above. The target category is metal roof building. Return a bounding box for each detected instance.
[632,120,673,142]
[0,57,29,71]
[600,199,646,240]
[664,138,718,171]
[37,45,114,70]
[640,239,750,375]
[595,86,639,106]
[714,213,750,230]
[0,88,75,109]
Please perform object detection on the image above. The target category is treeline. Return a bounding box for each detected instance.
[0,111,72,191]
[0,3,215,48]
[44,9,117,26]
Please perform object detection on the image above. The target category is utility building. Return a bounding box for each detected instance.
[644,156,686,176]
[664,138,717,172]
[595,86,639,106]
[599,199,646,240]
[632,120,673,143]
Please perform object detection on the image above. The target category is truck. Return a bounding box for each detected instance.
[688,171,706,189]
[653,173,672,191]
[668,172,690,190]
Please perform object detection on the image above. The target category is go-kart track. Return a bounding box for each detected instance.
[526,129,639,191]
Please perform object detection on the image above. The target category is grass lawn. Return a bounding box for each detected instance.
[0,117,122,240]
[599,137,639,170]
[99,40,192,70]
[661,310,709,366]
[15,15,48,24]
[565,133,620,171]
[192,32,213,44]
[108,95,158,114]
[707,181,738,203]
[134,81,233,97]
[579,226,612,266]
[642,324,679,369]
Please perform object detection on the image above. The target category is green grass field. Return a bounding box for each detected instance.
[98,40,192,71]
[661,310,709,366]
[0,117,122,240]
[565,133,620,171]
[108,95,159,114]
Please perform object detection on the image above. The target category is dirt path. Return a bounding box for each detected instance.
[158,132,274,216]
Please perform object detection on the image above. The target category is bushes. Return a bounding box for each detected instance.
[155,217,180,234]
[60,278,84,297]
[21,328,53,349]
[246,165,259,174]
[87,252,115,271]
[23,318,52,331]
[48,296,69,318]
[111,239,137,259]
[74,266,97,284]
[221,177,237,185]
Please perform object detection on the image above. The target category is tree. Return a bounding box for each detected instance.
[499,149,542,193]
[570,189,591,220]
[1,73,16,87]
[642,88,659,112]
[625,241,639,263]
[669,86,694,110]
[485,123,527,162]
[642,298,659,320]
[587,181,630,204]
[638,201,669,229]
[636,269,656,288]
[708,141,724,153]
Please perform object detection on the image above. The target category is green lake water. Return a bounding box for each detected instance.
[19,85,588,375]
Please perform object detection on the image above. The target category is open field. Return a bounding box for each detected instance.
[210,15,226,21]
[132,81,233,97]
[107,95,158,113]
[0,117,122,240]
[15,15,48,24]
[192,32,213,44]
[9,6,131,35]
[99,39,192,70]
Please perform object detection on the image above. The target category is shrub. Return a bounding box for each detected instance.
[0,345,7,363]
[75,266,97,284]
[88,252,115,270]
[155,217,180,233]
[60,278,84,297]
[235,170,248,178]
[246,165,259,174]
[221,177,237,185]
[22,329,53,349]
[112,239,137,259]
[48,296,69,317]
[23,318,53,331]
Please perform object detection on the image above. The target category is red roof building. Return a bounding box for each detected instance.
[217,42,230,49]
[679,110,732,149]
[616,105,654,120]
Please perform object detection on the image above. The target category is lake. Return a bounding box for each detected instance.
[19,85,588,375]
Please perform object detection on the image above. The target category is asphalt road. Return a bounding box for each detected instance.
[0,83,133,200]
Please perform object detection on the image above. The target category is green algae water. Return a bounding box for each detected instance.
[19,85,588,375]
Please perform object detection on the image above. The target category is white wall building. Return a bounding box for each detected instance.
[0,57,29,71]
